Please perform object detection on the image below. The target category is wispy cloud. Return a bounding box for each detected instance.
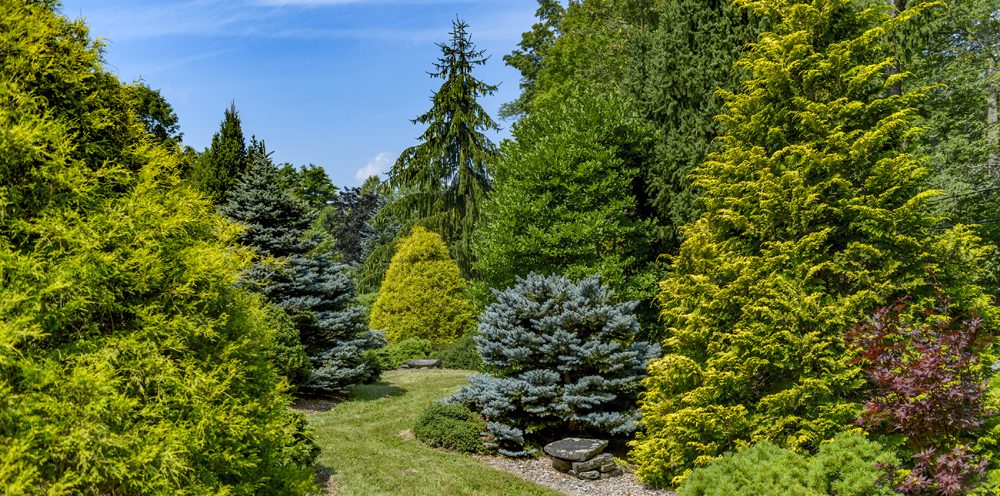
[355,151,397,183]
[69,0,527,42]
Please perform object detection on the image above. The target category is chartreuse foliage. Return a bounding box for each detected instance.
[370,227,476,346]
[632,0,996,487]
[678,433,897,496]
[452,274,659,457]
[474,89,657,302]
[0,2,316,493]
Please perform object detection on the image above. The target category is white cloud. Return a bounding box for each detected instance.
[355,151,397,183]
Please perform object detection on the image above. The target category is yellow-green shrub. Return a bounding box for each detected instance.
[369,227,476,345]
[0,2,316,493]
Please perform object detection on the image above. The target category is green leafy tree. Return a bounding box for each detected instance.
[914,0,1000,279]
[474,89,658,304]
[530,0,654,106]
[192,101,248,203]
[278,163,339,212]
[383,18,498,275]
[625,0,763,242]
[0,2,316,492]
[500,0,565,119]
[631,0,995,487]
[126,79,182,147]
[369,227,476,346]
[221,155,383,394]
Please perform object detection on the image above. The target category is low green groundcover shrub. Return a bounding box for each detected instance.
[678,433,897,496]
[436,333,484,371]
[414,403,488,454]
[368,338,433,370]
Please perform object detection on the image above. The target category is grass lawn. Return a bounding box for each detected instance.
[308,369,562,496]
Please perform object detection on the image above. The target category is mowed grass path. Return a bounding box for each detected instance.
[308,369,561,496]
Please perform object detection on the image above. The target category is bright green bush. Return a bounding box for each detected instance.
[413,403,487,454]
[0,2,317,493]
[436,333,484,371]
[369,227,476,346]
[632,0,996,487]
[369,338,433,369]
[262,304,312,388]
[678,433,897,496]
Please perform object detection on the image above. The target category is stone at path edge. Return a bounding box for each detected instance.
[543,438,608,462]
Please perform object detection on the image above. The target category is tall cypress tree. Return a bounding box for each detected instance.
[631,0,995,487]
[384,18,499,275]
[625,0,762,242]
[221,155,383,395]
[193,102,248,203]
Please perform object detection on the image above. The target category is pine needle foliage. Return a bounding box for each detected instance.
[369,227,476,346]
[625,0,764,242]
[0,2,317,493]
[631,0,996,487]
[221,155,383,395]
[384,19,499,276]
[191,102,248,204]
[451,273,659,457]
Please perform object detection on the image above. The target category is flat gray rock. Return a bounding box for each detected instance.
[572,453,613,473]
[400,359,440,369]
[543,438,608,462]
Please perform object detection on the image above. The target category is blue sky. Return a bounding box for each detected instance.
[58,0,536,187]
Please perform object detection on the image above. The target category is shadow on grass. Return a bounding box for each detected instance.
[349,381,406,402]
[314,463,338,494]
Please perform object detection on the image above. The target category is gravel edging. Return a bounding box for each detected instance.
[474,455,675,496]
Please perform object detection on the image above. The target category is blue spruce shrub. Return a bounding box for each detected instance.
[450,273,660,456]
[222,155,384,396]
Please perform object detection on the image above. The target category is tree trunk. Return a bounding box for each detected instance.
[887,0,908,96]
[988,56,998,179]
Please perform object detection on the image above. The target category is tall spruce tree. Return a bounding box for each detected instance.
[383,18,498,275]
[192,102,248,203]
[221,155,383,395]
[631,0,995,487]
[625,0,763,242]
[0,2,317,492]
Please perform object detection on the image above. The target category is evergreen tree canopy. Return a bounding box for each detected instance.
[451,273,659,457]
[192,102,248,203]
[0,2,316,492]
[631,0,996,487]
[625,0,763,241]
[222,155,383,394]
[474,89,658,302]
[369,227,476,346]
[326,185,383,265]
[384,18,499,275]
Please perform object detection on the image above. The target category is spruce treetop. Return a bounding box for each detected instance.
[383,18,499,275]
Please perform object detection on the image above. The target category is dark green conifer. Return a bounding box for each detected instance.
[383,18,499,275]
[626,0,763,241]
[192,102,248,203]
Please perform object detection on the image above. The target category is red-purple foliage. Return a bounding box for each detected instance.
[847,296,991,495]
